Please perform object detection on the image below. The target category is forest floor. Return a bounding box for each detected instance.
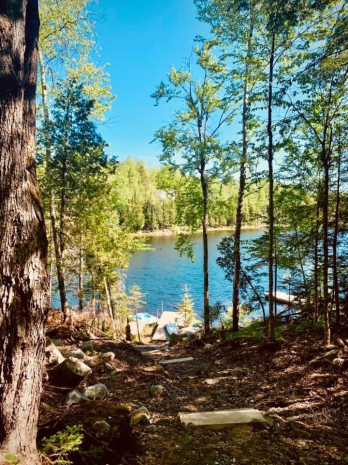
[39,323,348,465]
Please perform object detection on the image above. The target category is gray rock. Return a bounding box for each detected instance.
[150,385,166,398]
[50,357,92,387]
[45,337,65,365]
[332,358,348,370]
[309,357,330,368]
[82,383,108,400]
[204,343,214,350]
[309,349,341,368]
[82,341,94,352]
[130,406,151,426]
[324,349,340,362]
[64,348,85,361]
[93,420,111,437]
[103,352,115,362]
[64,389,89,406]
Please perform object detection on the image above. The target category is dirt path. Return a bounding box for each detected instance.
[40,330,348,464]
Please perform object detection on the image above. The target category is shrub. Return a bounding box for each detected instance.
[42,425,84,465]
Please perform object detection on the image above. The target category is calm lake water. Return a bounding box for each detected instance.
[124,229,265,317]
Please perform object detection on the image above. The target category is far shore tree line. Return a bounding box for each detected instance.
[0,0,348,461]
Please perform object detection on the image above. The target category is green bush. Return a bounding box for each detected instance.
[226,320,265,342]
[42,425,84,465]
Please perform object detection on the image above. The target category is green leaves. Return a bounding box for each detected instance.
[175,234,196,262]
[42,425,84,465]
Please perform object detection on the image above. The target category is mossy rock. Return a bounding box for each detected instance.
[169,333,187,347]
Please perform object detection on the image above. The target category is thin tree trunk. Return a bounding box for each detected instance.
[232,8,254,333]
[314,191,320,324]
[333,139,341,325]
[78,236,84,312]
[274,235,278,318]
[241,267,266,323]
[38,48,69,319]
[91,270,96,318]
[295,228,307,290]
[0,1,49,462]
[104,277,116,339]
[267,32,276,340]
[322,154,331,345]
[201,171,210,333]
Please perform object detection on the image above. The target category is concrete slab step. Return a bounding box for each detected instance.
[134,345,161,351]
[179,408,267,430]
[160,357,194,365]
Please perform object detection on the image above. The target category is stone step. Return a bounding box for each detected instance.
[134,345,161,351]
[179,408,267,430]
[160,357,194,365]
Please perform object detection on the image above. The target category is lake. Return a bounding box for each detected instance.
[124,229,265,318]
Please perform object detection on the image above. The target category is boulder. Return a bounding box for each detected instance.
[103,352,115,362]
[309,349,341,368]
[332,358,348,370]
[150,385,166,397]
[64,348,85,361]
[82,383,108,400]
[82,341,94,352]
[64,389,89,406]
[45,337,65,365]
[130,406,151,426]
[324,349,340,362]
[50,357,92,387]
[93,420,111,437]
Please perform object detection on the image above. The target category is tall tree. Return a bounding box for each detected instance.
[196,0,261,332]
[0,0,49,462]
[38,0,113,313]
[38,80,108,319]
[152,40,235,332]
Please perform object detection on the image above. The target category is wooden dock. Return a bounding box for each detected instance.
[265,291,305,306]
[152,311,178,341]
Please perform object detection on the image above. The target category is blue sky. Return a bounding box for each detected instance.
[90,0,212,167]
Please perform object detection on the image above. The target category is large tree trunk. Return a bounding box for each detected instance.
[267,32,275,340]
[0,1,49,462]
[232,8,254,333]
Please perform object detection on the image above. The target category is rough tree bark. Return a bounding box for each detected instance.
[0,0,49,463]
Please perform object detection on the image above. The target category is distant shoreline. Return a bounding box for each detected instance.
[135,225,266,237]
